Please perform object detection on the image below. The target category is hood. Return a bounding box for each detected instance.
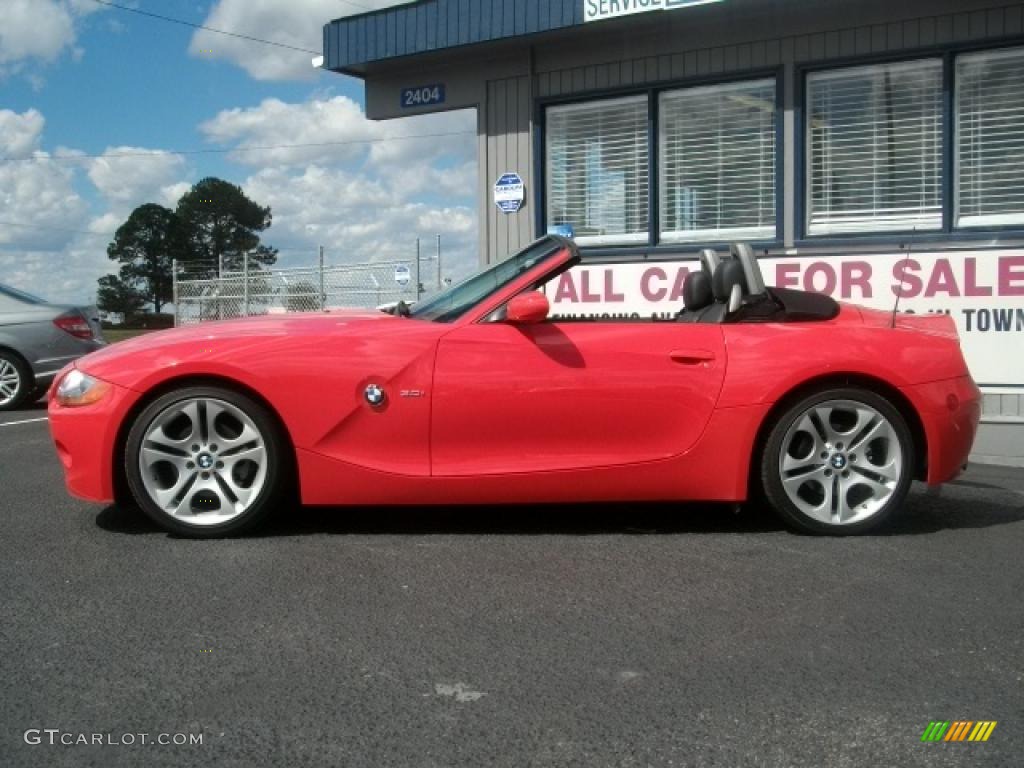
[75,309,406,386]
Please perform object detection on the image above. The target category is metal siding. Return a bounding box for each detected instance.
[515,0,526,37]
[415,5,425,52]
[479,0,491,44]
[486,80,500,261]
[723,46,737,73]
[426,3,438,51]
[459,0,471,45]
[435,0,446,49]
[503,0,515,38]
[1008,5,1023,33]
[969,9,989,37]
[481,76,533,261]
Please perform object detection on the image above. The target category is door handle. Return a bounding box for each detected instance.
[669,349,716,365]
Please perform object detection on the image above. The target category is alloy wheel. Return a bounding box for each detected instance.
[138,397,269,526]
[0,358,22,407]
[777,398,905,526]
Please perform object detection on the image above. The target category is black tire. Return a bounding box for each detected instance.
[124,385,288,538]
[0,350,34,411]
[760,387,914,536]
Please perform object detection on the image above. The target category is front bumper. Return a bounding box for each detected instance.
[48,377,139,503]
[902,375,982,485]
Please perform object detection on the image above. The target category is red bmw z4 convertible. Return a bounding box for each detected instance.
[48,236,980,538]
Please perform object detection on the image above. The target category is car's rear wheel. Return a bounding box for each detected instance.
[125,386,286,538]
[0,351,33,411]
[761,388,914,535]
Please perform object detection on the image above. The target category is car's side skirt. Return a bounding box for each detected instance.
[296,403,771,506]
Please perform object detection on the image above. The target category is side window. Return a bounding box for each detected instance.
[546,96,650,246]
[660,79,777,242]
[806,59,943,235]
[956,46,1024,228]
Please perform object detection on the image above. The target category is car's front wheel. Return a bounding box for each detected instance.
[124,386,287,538]
[0,351,33,411]
[761,387,914,535]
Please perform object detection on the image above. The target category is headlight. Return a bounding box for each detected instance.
[55,369,111,407]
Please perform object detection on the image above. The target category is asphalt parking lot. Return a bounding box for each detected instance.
[1,400,1022,768]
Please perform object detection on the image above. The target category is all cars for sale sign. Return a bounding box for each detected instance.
[544,250,1024,388]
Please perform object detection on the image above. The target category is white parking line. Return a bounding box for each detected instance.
[0,417,49,427]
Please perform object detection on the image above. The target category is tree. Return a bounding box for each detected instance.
[96,274,147,318]
[104,203,179,313]
[176,177,278,276]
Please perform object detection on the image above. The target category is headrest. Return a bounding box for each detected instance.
[712,258,746,302]
[698,248,720,276]
[682,270,713,311]
[731,243,766,295]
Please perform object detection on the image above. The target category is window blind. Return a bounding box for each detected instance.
[545,96,650,245]
[806,59,943,235]
[659,79,777,242]
[956,46,1024,227]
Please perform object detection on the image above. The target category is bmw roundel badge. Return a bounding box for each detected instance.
[364,383,386,407]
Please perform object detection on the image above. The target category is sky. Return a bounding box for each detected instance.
[0,0,478,304]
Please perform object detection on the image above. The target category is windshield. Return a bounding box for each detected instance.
[408,237,568,322]
[0,283,47,305]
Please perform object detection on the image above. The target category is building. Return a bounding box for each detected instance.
[322,0,1024,463]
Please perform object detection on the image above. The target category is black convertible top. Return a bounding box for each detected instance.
[726,287,841,324]
[768,287,841,321]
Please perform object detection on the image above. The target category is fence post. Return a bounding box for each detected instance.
[172,258,179,327]
[415,238,422,298]
[436,234,442,290]
[243,251,250,317]
[319,245,326,310]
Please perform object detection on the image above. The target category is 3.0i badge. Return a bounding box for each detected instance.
[364,383,386,407]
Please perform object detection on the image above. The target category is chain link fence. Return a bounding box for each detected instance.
[173,242,444,326]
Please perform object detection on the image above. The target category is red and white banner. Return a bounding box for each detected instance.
[544,251,1024,388]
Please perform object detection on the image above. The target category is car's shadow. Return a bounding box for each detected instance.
[95,482,1024,538]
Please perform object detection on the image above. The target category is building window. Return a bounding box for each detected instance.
[659,79,776,242]
[545,95,649,245]
[806,59,943,235]
[956,46,1024,228]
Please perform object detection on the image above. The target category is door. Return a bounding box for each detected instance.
[430,321,726,476]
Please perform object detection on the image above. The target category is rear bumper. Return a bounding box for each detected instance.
[31,340,106,384]
[902,375,982,485]
[48,379,138,503]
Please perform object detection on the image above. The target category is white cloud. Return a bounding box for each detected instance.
[199,95,476,173]
[88,148,188,208]
[0,112,195,304]
[200,97,479,274]
[0,0,104,78]
[190,0,403,81]
[0,110,88,251]
[199,95,477,218]
[1,93,480,304]
[243,163,476,265]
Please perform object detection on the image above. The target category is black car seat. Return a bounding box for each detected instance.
[677,271,713,322]
[677,249,719,322]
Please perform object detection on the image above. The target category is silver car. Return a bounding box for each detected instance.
[0,283,105,410]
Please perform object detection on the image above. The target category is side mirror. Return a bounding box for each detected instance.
[506,291,550,325]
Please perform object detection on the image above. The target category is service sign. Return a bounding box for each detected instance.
[543,251,1024,387]
[494,172,526,214]
[584,0,724,24]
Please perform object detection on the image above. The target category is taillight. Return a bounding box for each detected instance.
[53,312,95,340]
